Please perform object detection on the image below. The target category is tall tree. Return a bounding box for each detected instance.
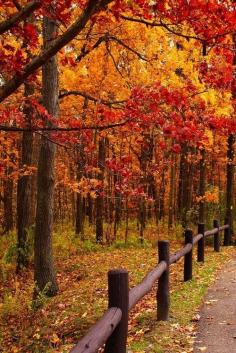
[34,15,58,296]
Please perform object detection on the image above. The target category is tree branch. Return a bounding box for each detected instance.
[0,120,130,132]
[108,35,148,61]
[121,15,234,43]
[121,15,203,41]
[76,34,108,62]
[59,89,126,106]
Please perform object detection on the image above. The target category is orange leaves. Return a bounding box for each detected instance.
[196,188,219,204]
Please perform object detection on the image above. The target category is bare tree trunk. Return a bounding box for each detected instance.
[158,171,165,220]
[168,153,175,228]
[226,134,234,239]
[16,83,34,272]
[177,145,193,226]
[198,148,206,223]
[34,16,58,297]
[75,142,86,237]
[96,138,105,243]
[3,177,14,233]
[113,173,121,240]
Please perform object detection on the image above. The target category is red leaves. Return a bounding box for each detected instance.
[23,23,38,47]
[199,55,233,90]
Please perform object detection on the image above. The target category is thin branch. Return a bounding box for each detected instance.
[106,45,125,78]
[35,131,69,149]
[0,120,130,132]
[59,89,126,106]
[108,35,148,61]
[121,14,235,43]
[76,34,108,62]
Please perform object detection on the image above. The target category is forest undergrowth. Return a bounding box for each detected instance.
[0,222,235,353]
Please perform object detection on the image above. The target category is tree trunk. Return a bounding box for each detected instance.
[16,83,34,272]
[198,148,206,223]
[177,145,193,226]
[96,138,105,243]
[226,134,234,238]
[75,143,86,237]
[34,16,58,297]
[3,177,14,233]
[168,153,175,228]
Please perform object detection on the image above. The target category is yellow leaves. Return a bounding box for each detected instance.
[76,177,101,198]
[205,129,214,147]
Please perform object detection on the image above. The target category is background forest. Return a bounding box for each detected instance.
[0,1,236,352]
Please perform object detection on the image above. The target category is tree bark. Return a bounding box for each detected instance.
[75,144,86,237]
[198,148,206,223]
[2,177,14,233]
[226,134,234,237]
[96,138,105,243]
[16,83,34,272]
[34,16,58,297]
[168,153,175,228]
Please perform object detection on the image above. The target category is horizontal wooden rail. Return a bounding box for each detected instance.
[169,243,192,264]
[129,261,167,310]
[193,233,203,245]
[70,220,231,353]
[70,308,122,353]
[219,224,229,231]
[204,228,218,237]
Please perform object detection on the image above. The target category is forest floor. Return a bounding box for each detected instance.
[193,256,236,353]
[0,223,235,353]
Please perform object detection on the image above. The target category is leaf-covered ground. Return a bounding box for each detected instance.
[0,225,235,353]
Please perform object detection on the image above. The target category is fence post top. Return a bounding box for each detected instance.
[198,222,205,226]
[185,229,193,235]
[213,219,220,227]
[158,240,170,245]
[108,269,128,275]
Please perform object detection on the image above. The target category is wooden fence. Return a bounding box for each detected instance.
[70,219,231,353]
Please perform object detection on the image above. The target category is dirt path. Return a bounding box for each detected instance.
[194,256,236,353]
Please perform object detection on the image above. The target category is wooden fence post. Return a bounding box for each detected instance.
[157,240,170,321]
[197,223,205,262]
[223,218,230,246]
[184,230,193,281]
[104,269,129,353]
[213,220,220,252]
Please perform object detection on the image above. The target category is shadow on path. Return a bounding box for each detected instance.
[194,257,236,353]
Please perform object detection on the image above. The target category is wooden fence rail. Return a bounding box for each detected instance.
[70,220,231,353]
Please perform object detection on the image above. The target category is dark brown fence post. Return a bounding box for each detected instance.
[213,220,220,252]
[157,240,170,321]
[184,230,193,281]
[223,218,230,246]
[197,223,205,262]
[104,269,129,353]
